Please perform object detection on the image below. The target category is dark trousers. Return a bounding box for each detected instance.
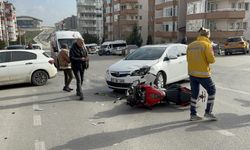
[189,76,216,116]
[63,69,73,88]
[72,68,85,96]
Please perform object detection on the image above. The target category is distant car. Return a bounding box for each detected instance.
[106,44,188,90]
[6,45,25,50]
[32,44,43,50]
[224,36,249,55]
[0,49,57,86]
[85,43,98,54]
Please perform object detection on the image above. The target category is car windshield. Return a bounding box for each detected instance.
[125,47,166,60]
[58,39,76,49]
[227,38,242,42]
[101,45,108,49]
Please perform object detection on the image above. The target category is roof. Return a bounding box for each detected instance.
[142,43,187,48]
[0,49,45,54]
[17,16,43,22]
[54,31,82,39]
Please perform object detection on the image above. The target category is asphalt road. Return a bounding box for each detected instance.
[1,54,250,150]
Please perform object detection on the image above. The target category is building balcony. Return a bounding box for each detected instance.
[186,30,244,39]
[155,1,178,11]
[187,10,245,20]
[114,0,138,4]
[155,16,178,24]
[120,9,138,15]
[113,20,137,26]
[155,31,177,38]
[186,0,200,3]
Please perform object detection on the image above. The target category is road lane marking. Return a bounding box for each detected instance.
[32,96,38,100]
[205,125,235,136]
[33,104,43,111]
[33,115,42,126]
[217,85,250,95]
[35,140,46,150]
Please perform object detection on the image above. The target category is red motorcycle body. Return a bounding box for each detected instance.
[141,84,165,107]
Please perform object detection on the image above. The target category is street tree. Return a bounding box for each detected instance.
[126,25,143,47]
[146,35,153,45]
[82,33,99,44]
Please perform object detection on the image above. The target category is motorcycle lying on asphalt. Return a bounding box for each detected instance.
[115,66,206,109]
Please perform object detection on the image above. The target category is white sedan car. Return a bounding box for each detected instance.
[106,44,188,90]
[0,49,57,86]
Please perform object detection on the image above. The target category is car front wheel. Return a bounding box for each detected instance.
[154,72,166,88]
[31,70,48,86]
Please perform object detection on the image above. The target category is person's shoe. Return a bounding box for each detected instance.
[190,114,203,121]
[63,87,71,92]
[79,95,84,101]
[204,113,217,121]
[68,87,73,91]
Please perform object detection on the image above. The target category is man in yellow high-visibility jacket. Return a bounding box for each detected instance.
[187,27,217,121]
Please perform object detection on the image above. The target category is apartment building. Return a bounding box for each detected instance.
[55,15,77,31]
[0,1,17,42]
[186,0,246,43]
[244,0,250,40]
[154,0,178,43]
[17,16,43,30]
[76,0,103,41]
[104,0,152,45]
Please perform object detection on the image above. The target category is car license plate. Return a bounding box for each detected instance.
[111,78,124,83]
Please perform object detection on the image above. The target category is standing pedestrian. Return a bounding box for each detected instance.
[26,43,33,49]
[70,38,89,100]
[58,44,73,92]
[187,27,217,121]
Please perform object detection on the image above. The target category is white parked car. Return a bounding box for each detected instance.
[0,49,57,86]
[106,44,188,90]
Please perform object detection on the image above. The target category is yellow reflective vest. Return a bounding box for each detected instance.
[187,36,215,78]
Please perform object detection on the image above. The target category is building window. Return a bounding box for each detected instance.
[243,22,248,29]
[121,5,126,10]
[229,23,234,30]
[232,3,236,9]
[245,3,249,11]
[163,24,169,31]
[139,5,142,9]
[139,16,142,20]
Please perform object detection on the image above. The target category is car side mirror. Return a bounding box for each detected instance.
[164,55,177,61]
[164,57,170,61]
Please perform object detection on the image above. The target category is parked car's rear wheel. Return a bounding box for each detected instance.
[154,72,166,88]
[32,70,48,86]
[106,51,111,55]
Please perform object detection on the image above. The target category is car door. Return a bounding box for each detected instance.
[162,45,181,83]
[177,45,188,79]
[0,51,11,85]
[8,51,36,83]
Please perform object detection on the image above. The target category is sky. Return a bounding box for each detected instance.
[8,0,77,26]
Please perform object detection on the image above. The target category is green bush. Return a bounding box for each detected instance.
[0,41,6,49]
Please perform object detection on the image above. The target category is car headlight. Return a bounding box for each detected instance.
[106,69,109,75]
[131,66,150,76]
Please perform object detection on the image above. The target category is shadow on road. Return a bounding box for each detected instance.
[49,113,250,150]
[234,98,250,107]
[90,102,188,119]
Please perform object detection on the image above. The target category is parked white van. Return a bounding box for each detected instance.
[50,31,82,66]
[98,40,127,56]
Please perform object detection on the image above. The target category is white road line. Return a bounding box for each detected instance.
[205,125,235,137]
[217,85,250,95]
[32,96,38,100]
[33,115,42,126]
[33,104,39,110]
[35,140,46,150]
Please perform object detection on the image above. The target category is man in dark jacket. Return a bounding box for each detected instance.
[70,38,89,100]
